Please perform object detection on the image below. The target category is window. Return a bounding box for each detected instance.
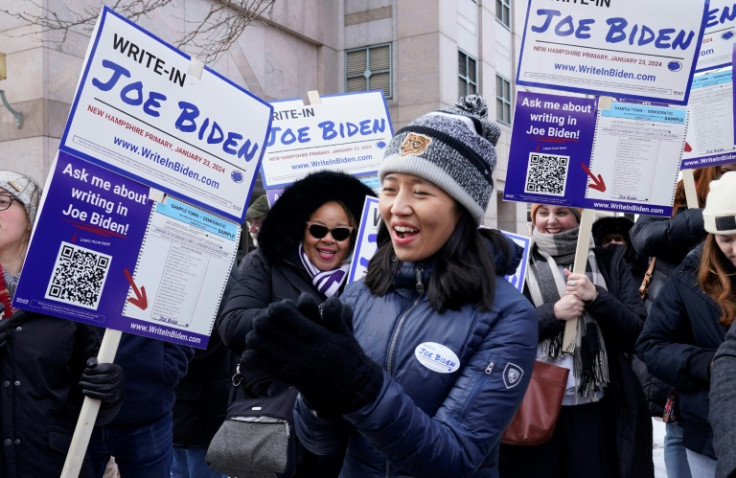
[496,0,510,28]
[346,44,392,99]
[496,75,512,125]
[458,50,477,98]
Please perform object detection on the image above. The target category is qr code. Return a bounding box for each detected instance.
[45,242,112,310]
[524,153,570,197]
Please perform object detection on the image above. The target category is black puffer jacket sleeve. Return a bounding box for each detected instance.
[216,250,274,355]
[629,211,706,265]
[586,246,648,352]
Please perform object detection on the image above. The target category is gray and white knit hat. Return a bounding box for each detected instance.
[0,171,41,225]
[378,95,500,224]
[704,171,736,235]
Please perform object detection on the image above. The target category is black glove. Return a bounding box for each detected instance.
[243,293,383,417]
[79,357,124,406]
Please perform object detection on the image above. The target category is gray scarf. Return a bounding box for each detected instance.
[527,227,610,400]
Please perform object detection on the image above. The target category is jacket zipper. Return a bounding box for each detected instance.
[385,265,424,477]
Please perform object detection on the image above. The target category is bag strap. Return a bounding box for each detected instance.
[638,257,656,301]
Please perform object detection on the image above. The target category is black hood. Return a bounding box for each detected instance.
[258,171,377,263]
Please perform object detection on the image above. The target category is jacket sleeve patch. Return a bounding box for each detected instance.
[503,363,525,389]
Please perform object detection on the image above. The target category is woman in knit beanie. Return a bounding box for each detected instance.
[643,171,736,478]
[241,96,539,477]
[500,203,651,478]
[0,170,123,477]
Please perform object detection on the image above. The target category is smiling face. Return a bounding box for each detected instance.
[0,188,31,272]
[379,172,459,262]
[533,205,579,234]
[302,201,355,271]
[715,233,736,267]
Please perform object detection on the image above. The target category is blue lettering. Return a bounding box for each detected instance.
[531,9,562,33]
[605,18,694,51]
[207,121,224,145]
[223,133,243,155]
[92,59,131,91]
[606,17,628,43]
[654,28,674,49]
[554,15,576,37]
[266,126,312,147]
[706,6,736,29]
[175,101,198,133]
[577,18,594,39]
[175,101,260,161]
[143,91,166,117]
[281,128,298,145]
[92,59,165,117]
[318,119,386,141]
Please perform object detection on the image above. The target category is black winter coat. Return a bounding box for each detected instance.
[218,249,321,357]
[216,170,375,477]
[629,210,707,416]
[636,245,726,458]
[174,264,237,448]
[0,310,105,478]
[172,331,232,447]
[533,245,653,478]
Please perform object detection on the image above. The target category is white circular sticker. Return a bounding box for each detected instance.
[414,342,460,374]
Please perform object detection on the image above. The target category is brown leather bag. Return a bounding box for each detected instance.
[501,360,570,446]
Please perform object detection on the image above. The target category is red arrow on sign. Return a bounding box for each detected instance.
[581,163,606,192]
[124,268,148,310]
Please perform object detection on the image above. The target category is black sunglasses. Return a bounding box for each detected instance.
[306,222,354,241]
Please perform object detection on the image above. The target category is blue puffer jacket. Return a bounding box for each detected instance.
[294,240,538,478]
[636,245,727,459]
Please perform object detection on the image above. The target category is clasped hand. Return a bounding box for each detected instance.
[553,269,598,321]
[242,293,383,417]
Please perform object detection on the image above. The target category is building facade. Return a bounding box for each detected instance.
[0,0,528,231]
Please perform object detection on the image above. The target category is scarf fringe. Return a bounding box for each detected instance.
[529,228,610,401]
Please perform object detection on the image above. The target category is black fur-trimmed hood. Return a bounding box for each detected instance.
[258,171,377,263]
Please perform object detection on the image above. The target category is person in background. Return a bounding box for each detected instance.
[242,96,539,477]
[0,171,124,477]
[500,204,651,478]
[630,165,726,478]
[171,266,238,478]
[87,334,193,477]
[238,193,270,261]
[218,169,375,477]
[592,215,648,284]
[709,195,736,478]
[638,171,736,478]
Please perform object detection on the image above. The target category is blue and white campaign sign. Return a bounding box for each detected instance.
[697,0,736,71]
[14,152,238,349]
[516,0,708,104]
[504,92,685,217]
[348,196,380,284]
[60,6,273,223]
[681,68,736,169]
[499,230,530,293]
[261,91,393,188]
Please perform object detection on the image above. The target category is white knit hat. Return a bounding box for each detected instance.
[0,171,41,224]
[703,171,736,234]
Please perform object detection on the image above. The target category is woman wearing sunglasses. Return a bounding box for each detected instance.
[240,97,539,477]
[217,169,375,477]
